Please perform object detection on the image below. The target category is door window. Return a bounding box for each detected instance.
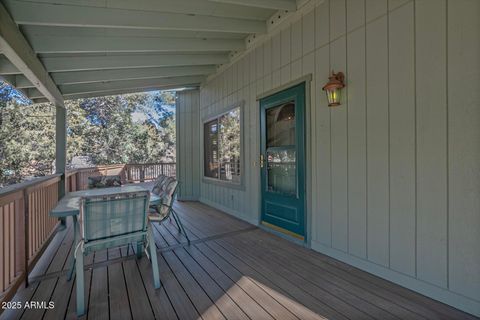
[265,101,297,195]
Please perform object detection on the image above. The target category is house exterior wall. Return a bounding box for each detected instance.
[182,0,479,315]
[176,89,201,201]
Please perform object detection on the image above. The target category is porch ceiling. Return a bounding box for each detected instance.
[0,0,296,104]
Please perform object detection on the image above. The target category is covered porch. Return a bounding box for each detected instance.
[1,200,474,320]
[0,0,479,318]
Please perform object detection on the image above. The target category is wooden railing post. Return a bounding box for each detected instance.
[22,189,29,288]
[126,165,132,182]
[55,104,67,228]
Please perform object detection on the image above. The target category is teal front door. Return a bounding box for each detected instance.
[260,83,306,240]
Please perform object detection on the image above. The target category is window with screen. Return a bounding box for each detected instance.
[203,107,241,184]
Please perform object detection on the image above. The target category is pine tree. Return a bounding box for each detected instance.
[0,81,177,187]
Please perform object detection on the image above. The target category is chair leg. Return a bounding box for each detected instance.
[67,261,75,281]
[68,214,79,281]
[136,242,143,259]
[75,252,85,316]
[148,227,160,289]
[171,209,190,245]
[170,209,181,232]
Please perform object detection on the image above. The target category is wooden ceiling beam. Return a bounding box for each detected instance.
[208,0,296,11]
[0,74,35,88]
[4,0,266,34]
[40,54,229,72]
[58,75,205,95]
[62,85,198,101]
[29,35,244,54]
[0,3,63,105]
[51,65,216,85]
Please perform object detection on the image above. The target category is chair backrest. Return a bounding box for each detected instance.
[81,191,149,243]
[157,178,179,216]
[151,175,167,195]
[88,175,123,189]
[152,175,176,194]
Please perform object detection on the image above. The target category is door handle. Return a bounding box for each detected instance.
[260,154,265,168]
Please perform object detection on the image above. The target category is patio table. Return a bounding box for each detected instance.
[50,185,160,280]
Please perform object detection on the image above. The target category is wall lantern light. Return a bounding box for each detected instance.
[322,71,345,107]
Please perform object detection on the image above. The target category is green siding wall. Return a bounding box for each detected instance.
[180,0,480,315]
[176,89,201,201]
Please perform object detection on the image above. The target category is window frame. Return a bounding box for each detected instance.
[201,101,245,190]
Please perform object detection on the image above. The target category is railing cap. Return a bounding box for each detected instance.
[0,174,62,198]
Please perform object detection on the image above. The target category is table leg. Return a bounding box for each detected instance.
[58,217,67,231]
[67,215,78,281]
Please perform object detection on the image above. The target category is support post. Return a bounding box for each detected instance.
[55,104,67,228]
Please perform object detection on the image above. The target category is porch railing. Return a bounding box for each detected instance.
[0,174,61,305]
[66,163,176,191]
[0,162,175,305]
[125,163,176,183]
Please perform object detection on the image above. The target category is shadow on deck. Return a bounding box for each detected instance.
[1,201,475,320]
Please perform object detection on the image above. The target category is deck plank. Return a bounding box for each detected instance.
[123,259,155,320]
[254,229,476,320]
[172,248,250,320]
[196,241,318,320]
[176,209,349,319]
[42,273,74,320]
[107,247,122,260]
[183,244,276,320]
[244,230,427,319]
[162,250,225,320]
[159,224,182,247]
[64,269,91,320]
[155,254,200,320]
[137,258,178,320]
[2,201,476,320]
[21,225,74,320]
[198,241,345,320]
[88,266,109,320]
[108,263,132,320]
[221,234,399,320]
[0,225,70,320]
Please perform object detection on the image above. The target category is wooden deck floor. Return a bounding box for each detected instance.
[1,201,476,320]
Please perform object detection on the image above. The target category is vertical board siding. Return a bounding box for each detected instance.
[330,0,346,40]
[281,27,292,67]
[188,0,480,315]
[330,36,348,252]
[176,90,201,201]
[346,26,367,259]
[314,45,332,246]
[347,0,365,32]
[366,0,387,22]
[315,0,330,48]
[292,19,303,61]
[447,0,480,301]
[302,10,315,55]
[415,0,448,287]
[365,15,389,267]
[388,1,416,276]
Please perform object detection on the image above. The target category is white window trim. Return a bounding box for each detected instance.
[201,101,245,190]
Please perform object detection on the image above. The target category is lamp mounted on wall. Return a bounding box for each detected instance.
[322,71,345,107]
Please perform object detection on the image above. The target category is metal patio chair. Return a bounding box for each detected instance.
[74,190,160,316]
[151,174,170,194]
[149,176,190,244]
